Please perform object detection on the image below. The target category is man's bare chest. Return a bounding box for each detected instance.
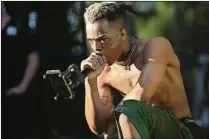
[104,63,171,107]
[106,64,141,95]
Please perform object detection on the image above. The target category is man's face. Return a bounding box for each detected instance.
[86,20,125,65]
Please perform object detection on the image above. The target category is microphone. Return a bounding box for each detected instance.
[43,54,104,100]
[80,54,104,77]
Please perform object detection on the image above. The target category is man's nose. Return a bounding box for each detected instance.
[92,40,102,51]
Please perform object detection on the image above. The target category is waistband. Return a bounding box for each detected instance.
[178,117,195,123]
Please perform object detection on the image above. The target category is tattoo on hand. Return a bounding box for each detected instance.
[101,95,108,106]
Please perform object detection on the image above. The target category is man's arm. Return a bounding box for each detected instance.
[123,37,174,103]
[85,74,113,135]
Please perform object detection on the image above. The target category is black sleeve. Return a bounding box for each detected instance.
[26,33,40,54]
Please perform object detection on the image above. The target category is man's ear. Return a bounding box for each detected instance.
[120,28,127,41]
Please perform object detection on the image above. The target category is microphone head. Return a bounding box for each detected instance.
[97,54,104,65]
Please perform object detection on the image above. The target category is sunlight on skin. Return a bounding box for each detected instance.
[148,58,156,62]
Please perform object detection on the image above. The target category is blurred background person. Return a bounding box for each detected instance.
[1,2,40,139]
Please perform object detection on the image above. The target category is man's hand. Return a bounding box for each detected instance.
[5,84,26,96]
[81,52,107,80]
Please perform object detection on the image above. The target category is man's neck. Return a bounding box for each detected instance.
[116,39,130,62]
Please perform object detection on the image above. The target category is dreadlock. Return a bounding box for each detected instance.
[84,2,138,24]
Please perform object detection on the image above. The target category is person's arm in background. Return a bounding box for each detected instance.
[6,51,40,95]
[1,2,11,30]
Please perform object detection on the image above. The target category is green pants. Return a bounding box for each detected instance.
[114,100,195,139]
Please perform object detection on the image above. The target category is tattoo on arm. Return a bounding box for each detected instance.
[91,84,98,93]
[101,95,108,106]
[89,83,109,106]
[85,83,98,104]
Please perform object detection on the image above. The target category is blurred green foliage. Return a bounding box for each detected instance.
[134,2,209,56]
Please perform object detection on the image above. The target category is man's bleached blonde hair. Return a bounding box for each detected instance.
[84,2,137,25]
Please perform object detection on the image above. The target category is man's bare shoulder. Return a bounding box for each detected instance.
[140,37,173,57]
[136,37,172,50]
[142,37,172,49]
[136,37,180,67]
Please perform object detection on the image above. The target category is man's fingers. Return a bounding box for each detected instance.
[81,52,105,72]
[87,55,102,70]
[102,55,107,64]
[82,60,96,70]
[87,59,97,70]
[91,54,97,58]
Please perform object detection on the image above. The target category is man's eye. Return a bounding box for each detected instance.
[88,39,93,43]
[100,38,107,43]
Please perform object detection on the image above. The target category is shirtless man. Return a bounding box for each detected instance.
[81,2,202,139]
